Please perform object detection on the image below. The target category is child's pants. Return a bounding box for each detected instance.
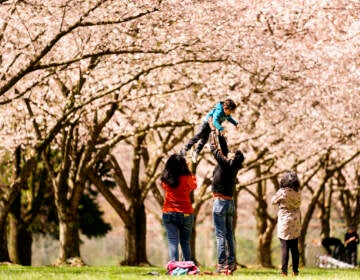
[346,248,357,266]
[184,122,211,154]
[280,238,299,274]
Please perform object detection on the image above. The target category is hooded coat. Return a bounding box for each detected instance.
[271,187,301,240]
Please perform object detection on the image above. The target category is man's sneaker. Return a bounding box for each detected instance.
[191,151,199,163]
[227,263,237,274]
[215,264,228,275]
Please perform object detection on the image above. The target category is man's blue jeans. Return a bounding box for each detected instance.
[162,212,194,261]
[213,198,236,265]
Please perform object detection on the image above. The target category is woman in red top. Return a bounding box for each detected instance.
[161,154,197,261]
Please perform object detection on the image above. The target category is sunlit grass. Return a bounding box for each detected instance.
[0,265,358,279]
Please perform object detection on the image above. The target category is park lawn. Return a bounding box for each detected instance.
[0,265,358,280]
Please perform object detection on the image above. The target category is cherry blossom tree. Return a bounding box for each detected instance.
[1,0,359,267]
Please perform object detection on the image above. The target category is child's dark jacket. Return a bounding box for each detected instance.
[345,232,359,251]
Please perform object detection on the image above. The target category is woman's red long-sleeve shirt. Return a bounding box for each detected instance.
[162,175,197,214]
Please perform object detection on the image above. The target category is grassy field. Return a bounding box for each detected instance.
[0,265,358,280]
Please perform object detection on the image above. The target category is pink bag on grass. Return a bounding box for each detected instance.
[166,261,200,275]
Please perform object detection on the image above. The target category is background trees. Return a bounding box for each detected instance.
[1,0,359,267]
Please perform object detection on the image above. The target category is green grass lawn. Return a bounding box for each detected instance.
[0,265,358,280]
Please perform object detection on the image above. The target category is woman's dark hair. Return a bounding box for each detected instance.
[280,170,300,191]
[161,154,191,188]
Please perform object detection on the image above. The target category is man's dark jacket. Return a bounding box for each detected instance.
[210,133,244,197]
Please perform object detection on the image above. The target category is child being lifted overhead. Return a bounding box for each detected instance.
[180,99,240,163]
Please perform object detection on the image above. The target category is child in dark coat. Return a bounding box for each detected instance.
[344,225,359,266]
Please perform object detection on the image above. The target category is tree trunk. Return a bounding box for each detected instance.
[255,208,276,268]
[190,190,200,264]
[257,227,275,268]
[121,203,149,266]
[8,216,32,265]
[56,208,83,265]
[0,146,21,263]
[8,193,32,265]
[299,182,325,266]
[190,215,197,264]
[254,166,275,267]
[0,214,10,262]
[233,188,242,266]
[318,186,333,239]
